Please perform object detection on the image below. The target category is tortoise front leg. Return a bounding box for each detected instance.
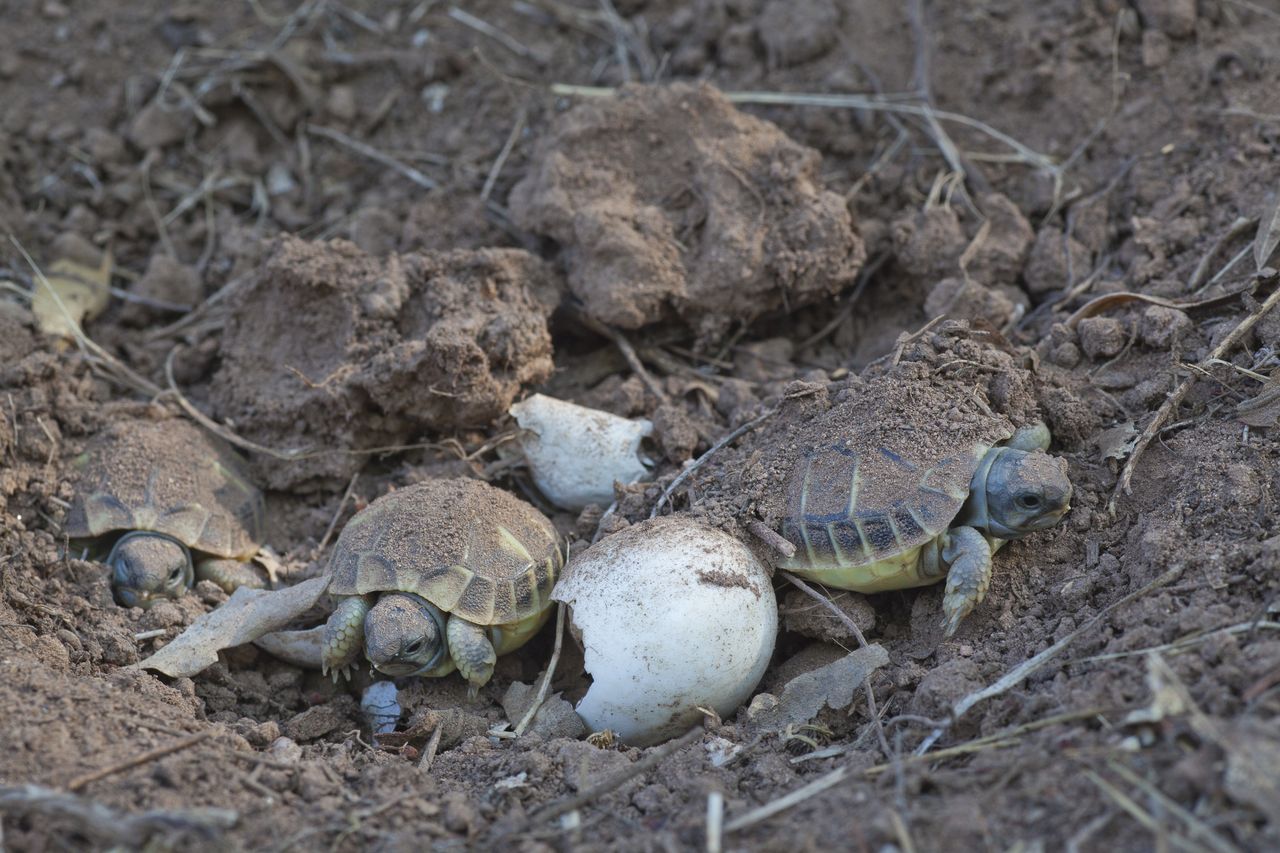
[1008,422,1051,452]
[322,594,375,683]
[445,615,497,699]
[940,526,994,638]
[195,558,268,593]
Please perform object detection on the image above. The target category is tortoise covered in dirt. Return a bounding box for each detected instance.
[775,389,1072,637]
[321,477,563,696]
[66,417,267,608]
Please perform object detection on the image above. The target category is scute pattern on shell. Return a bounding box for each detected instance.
[781,441,988,568]
[327,478,562,625]
[65,417,264,559]
[777,374,1013,571]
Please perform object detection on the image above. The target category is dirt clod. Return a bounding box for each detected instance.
[1077,316,1128,359]
[211,237,559,488]
[510,83,864,339]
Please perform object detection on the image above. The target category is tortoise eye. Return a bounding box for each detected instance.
[168,565,184,582]
[1016,494,1042,510]
[405,638,424,655]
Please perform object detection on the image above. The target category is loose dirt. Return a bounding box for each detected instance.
[3,2,1280,851]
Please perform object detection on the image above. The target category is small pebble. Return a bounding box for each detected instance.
[267,736,302,764]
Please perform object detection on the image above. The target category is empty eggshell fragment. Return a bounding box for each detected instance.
[553,516,777,746]
[510,393,653,510]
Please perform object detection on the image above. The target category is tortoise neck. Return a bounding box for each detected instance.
[956,446,1008,536]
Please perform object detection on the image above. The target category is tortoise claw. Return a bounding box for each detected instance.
[322,661,354,683]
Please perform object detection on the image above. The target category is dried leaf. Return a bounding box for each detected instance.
[1256,191,1280,272]
[132,575,329,677]
[1236,375,1280,428]
[749,645,888,733]
[1095,420,1138,461]
[30,252,113,339]
[500,681,586,740]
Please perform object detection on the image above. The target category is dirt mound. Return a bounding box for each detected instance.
[210,236,560,490]
[510,82,865,340]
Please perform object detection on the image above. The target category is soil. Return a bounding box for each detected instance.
[3,1,1280,851]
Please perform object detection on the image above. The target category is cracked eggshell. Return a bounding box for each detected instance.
[553,516,777,746]
[510,393,652,510]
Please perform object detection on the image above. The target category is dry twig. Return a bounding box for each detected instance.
[67,731,211,792]
[575,311,668,402]
[746,519,795,559]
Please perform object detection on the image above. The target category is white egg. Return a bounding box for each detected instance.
[553,516,777,746]
[510,394,652,511]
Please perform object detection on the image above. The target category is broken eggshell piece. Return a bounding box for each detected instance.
[510,393,653,510]
[553,516,777,747]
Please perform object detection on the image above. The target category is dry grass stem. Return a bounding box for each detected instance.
[532,725,703,824]
[1111,273,1280,514]
[705,790,724,853]
[307,124,439,190]
[1106,761,1242,853]
[724,765,848,833]
[481,110,526,202]
[514,603,566,736]
[1190,216,1257,293]
[67,732,211,792]
[10,235,163,398]
[915,566,1183,756]
[783,574,891,757]
[1064,284,1257,329]
[650,407,778,518]
[316,469,362,556]
[449,6,548,65]
[550,85,1057,180]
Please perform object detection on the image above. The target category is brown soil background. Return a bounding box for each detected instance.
[3,1,1280,850]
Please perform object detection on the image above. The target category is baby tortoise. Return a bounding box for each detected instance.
[66,417,267,608]
[321,478,563,696]
[778,420,1071,637]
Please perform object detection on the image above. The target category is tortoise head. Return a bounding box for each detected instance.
[983,449,1072,538]
[363,593,448,677]
[107,531,194,608]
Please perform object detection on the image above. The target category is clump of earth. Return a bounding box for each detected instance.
[210,237,560,489]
